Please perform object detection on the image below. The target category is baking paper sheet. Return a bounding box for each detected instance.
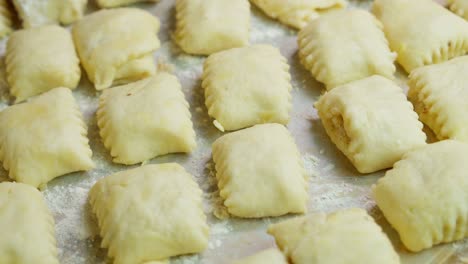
[0,0,466,263]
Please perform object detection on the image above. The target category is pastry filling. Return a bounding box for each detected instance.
[329,112,351,148]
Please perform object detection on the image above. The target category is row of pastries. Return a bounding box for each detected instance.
[0,0,468,263]
[0,0,159,33]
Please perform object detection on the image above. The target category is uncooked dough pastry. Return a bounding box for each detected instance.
[0,88,94,188]
[97,73,196,165]
[315,75,426,173]
[0,0,13,39]
[448,0,468,20]
[89,163,209,263]
[6,25,81,103]
[12,0,87,28]
[232,248,287,264]
[268,208,400,264]
[72,8,160,90]
[250,0,346,29]
[97,0,158,8]
[0,182,58,264]
[374,140,468,252]
[298,9,396,90]
[372,0,468,73]
[202,45,292,131]
[175,0,250,55]
[408,56,468,142]
[212,123,308,218]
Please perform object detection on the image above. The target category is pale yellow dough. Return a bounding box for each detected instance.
[0,0,13,38]
[202,45,292,131]
[97,0,158,8]
[408,56,468,142]
[12,0,87,28]
[89,163,209,263]
[0,182,58,264]
[250,0,346,29]
[374,140,468,252]
[0,88,94,188]
[6,25,81,103]
[268,208,400,264]
[373,0,468,73]
[298,9,396,90]
[315,75,426,173]
[97,73,196,165]
[232,248,287,264]
[449,0,468,20]
[212,124,308,218]
[72,8,160,90]
[175,0,250,55]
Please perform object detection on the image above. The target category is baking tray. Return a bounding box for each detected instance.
[0,0,466,263]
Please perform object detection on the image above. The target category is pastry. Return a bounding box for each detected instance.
[298,9,396,90]
[268,208,400,264]
[72,8,160,90]
[232,248,287,264]
[12,0,87,27]
[89,163,209,263]
[6,25,81,102]
[97,73,196,165]
[212,124,308,218]
[174,0,250,55]
[0,88,94,187]
[202,45,291,131]
[0,182,58,264]
[251,0,346,29]
[374,140,468,252]
[373,0,468,72]
[315,75,426,173]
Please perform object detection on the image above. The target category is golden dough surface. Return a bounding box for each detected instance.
[72,8,160,90]
[0,182,58,264]
[268,208,400,264]
[89,163,209,263]
[97,73,196,165]
[374,140,468,252]
[212,124,308,218]
[0,88,94,187]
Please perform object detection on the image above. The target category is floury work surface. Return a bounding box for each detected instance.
[0,0,466,263]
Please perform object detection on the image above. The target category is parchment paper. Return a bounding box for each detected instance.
[0,0,466,263]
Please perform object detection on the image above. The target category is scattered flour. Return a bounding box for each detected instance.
[303,152,320,177]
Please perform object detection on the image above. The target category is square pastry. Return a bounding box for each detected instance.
[408,56,468,142]
[212,124,308,218]
[232,248,287,264]
[0,0,13,39]
[89,163,209,263]
[72,8,160,90]
[0,182,58,264]
[12,0,87,27]
[175,0,250,55]
[202,45,292,131]
[298,9,396,90]
[97,0,158,8]
[315,75,426,173]
[449,0,468,20]
[6,25,81,103]
[251,0,346,29]
[373,0,468,73]
[0,88,94,188]
[267,208,400,264]
[374,140,468,252]
[97,73,196,165]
